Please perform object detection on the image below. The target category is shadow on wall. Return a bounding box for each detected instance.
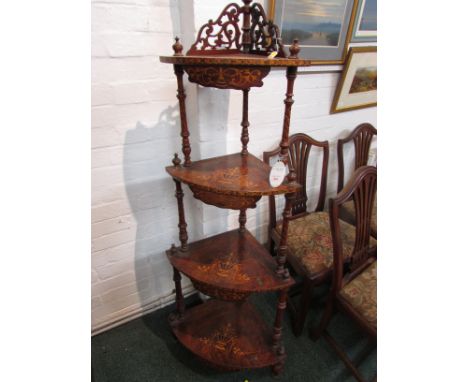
[123,105,186,315]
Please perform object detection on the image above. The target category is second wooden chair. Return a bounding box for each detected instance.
[312,165,377,382]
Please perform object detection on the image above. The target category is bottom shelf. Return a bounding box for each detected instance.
[171,299,279,370]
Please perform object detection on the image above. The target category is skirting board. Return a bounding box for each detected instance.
[92,284,196,336]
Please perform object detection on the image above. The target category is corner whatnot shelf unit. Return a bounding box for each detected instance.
[160,0,314,375]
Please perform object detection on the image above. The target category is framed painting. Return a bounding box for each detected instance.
[331,46,376,113]
[350,0,377,42]
[269,0,355,64]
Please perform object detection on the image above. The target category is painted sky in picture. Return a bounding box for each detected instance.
[359,0,377,31]
[281,0,347,47]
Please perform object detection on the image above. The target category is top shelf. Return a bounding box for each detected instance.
[159,53,316,67]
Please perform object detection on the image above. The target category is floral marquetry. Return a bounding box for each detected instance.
[184,65,270,90]
[167,229,294,301]
[171,299,278,370]
[200,323,251,358]
[197,252,251,282]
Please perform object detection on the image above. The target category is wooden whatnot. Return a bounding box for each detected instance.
[160,0,315,375]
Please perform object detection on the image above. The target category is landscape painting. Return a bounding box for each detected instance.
[358,0,377,32]
[280,0,348,47]
[331,46,377,113]
[349,66,377,93]
[350,0,377,42]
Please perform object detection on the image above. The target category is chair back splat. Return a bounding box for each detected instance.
[329,165,377,290]
[263,133,329,228]
[337,123,377,193]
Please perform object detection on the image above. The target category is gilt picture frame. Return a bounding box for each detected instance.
[269,0,355,64]
[331,46,377,113]
[350,0,377,42]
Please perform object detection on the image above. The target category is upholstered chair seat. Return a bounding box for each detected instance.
[276,212,376,279]
[339,261,377,331]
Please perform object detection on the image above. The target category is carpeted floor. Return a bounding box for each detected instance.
[92,291,376,382]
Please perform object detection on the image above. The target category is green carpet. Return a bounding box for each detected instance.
[92,292,376,382]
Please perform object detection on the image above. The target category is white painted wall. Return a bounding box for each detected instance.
[91,0,377,334]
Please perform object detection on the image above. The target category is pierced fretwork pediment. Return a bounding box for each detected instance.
[249,3,286,57]
[187,1,286,57]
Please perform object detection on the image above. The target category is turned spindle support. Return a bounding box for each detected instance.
[173,173,188,251]
[272,288,288,375]
[279,39,301,182]
[174,63,192,166]
[238,208,247,233]
[241,0,253,53]
[169,246,185,327]
[279,66,298,182]
[240,88,250,155]
[276,193,293,279]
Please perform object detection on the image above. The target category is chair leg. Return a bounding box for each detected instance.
[323,330,367,382]
[291,279,313,337]
[354,338,376,367]
[310,293,334,341]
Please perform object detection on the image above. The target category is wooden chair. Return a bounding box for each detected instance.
[337,123,377,238]
[313,165,377,382]
[264,133,362,336]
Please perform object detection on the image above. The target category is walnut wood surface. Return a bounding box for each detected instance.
[167,229,294,301]
[166,153,301,197]
[164,1,303,374]
[171,299,278,370]
[160,54,315,67]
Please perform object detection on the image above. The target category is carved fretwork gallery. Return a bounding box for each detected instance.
[160,0,314,375]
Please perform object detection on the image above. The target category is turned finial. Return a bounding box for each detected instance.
[289,38,300,59]
[172,153,181,166]
[172,37,183,56]
[242,0,253,5]
[170,244,177,253]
